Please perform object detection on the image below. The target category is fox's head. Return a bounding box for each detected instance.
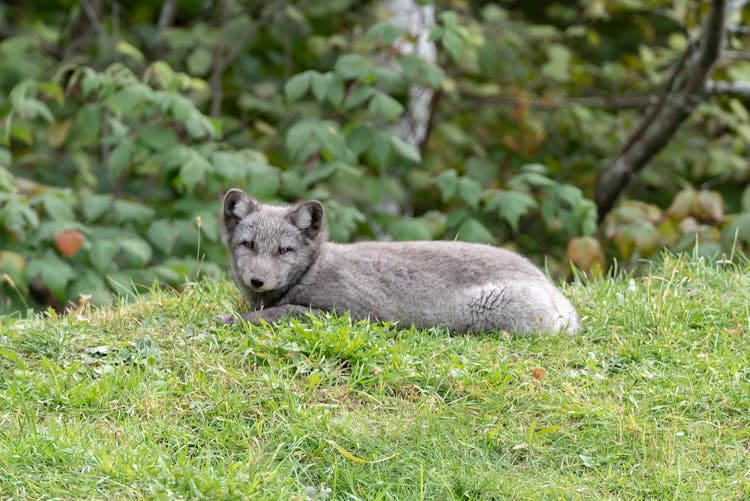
[221,189,326,300]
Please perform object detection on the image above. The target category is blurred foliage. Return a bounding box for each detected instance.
[1,0,750,313]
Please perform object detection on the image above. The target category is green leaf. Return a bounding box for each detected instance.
[106,88,141,118]
[9,123,33,145]
[136,125,178,151]
[39,192,75,221]
[445,207,468,228]
[107,271,136,295]
[390,136,421,164]
[542,43,572,83]
[285,119,319,162]
[152,263,183,284]
[366,21,402,45]
[108,139,134,177]
[457,177,482,209]
[81,194,113,222]
[311,72,333,102]
[165,218,196,250]
[74,104,102,146]
[521,163,548,175]
[485,190,537,232]
[456,218,494,244]
[375,67,402,88]
[742,185,750,212]
[89,239,118,273]
[0,194,38,240]
[24,98,54,123]
[301,163,337,186]
[579,201,598,237]
[722,212,750,248]
[507,171,554,190]
[441,11,458,29]
[112,199,156,225]
[314,122,351,163]
[441,30,464,61]
[347,125,375,155]
[26,256,75,299]
[365,132,391,168]
[284,71,313,102]
[387,217,435,241]
[80,69,100,97]
[280,170,306,197]
[179,150,212,192]
[118,237,153,267]
[69,270,113,306]
[434,170,458,202]
[211,151,245,180]
[344,86,376,110]
[195,209,219,241]
[116,40,144,62]
[146,219,177,255]
[0,147,11,168]
[169,94,196,122]
[184,112,217,139]
[326,76,345,106]
[556,184,586,207]
[422,63,445,88]
[334,54,373,80]
[39,81,64,105]
[368,91,404,121]
[106,115,129,139]
[247,163,281,199]
[187,47,213,76]
[0,250,27,292]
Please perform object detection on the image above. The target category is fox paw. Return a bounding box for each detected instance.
[215,314,235,325]
[215,312,264,325]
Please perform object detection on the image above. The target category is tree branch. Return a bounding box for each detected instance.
[419,88,442,156]
[706,79,750,97]
[594,0,731,222]
[208,3,282,117]
[157,0,177,32]
[80,0,105,36]
[438,94,655,120]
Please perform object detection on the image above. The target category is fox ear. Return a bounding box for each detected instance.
[288,200,325,239]
[221,189,257,237]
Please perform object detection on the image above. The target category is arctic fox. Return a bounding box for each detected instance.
[219,188,580,335]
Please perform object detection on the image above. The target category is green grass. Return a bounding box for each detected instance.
[1,254,749,500]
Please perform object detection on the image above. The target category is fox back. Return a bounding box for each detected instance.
[220,189,580,335]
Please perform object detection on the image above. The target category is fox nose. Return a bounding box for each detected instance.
[250,277,265,289]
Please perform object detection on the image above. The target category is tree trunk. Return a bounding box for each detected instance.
[385,0,437,148]
[594,0,732,222]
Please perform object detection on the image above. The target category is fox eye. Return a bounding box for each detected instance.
[278,246,294,255]
[241,240,255,251]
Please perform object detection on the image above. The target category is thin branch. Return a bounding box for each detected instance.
[594,0,731,222]
[706,79,750,97]
[419,88,442,156]
[436,94,655,122]
[617,39,699,155]
[727,24,750,35]
[80,0,105,36]
[209,3,280,117]
[157,0,177,32]
[720,49,750,61]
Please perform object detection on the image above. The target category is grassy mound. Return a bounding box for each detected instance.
[1,254,749,499]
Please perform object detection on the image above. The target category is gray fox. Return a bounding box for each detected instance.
[219,189,580,334]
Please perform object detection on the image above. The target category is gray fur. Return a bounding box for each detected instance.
[220,189,580,335]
